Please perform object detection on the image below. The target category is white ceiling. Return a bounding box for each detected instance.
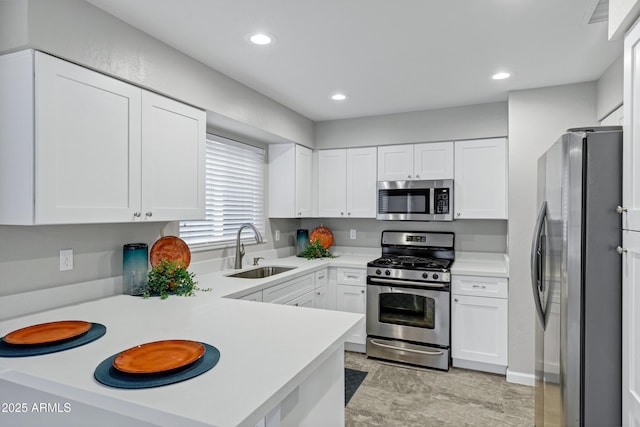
[86,0,622,122]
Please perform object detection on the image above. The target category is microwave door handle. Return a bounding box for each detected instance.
[530,201,547,327]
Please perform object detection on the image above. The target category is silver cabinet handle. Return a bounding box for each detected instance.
[370,339,444,356]
[145,212,153,217]
[346,275,359,279]
[472,284,487,289]
[617,246,628,255]
[617,206,628,214]
[316,292,321,295]
[133,212,141,218]
[369,277,446,288]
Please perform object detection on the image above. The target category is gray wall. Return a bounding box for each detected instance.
[301,218,507,253]
[507,82,598,379]
[315,102,508,148]
[597,54,623,121]
[10,0,314,147]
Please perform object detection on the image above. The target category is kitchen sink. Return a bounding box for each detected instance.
[226,266,296,279]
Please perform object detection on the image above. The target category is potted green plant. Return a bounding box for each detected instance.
[301,239,336,260]
[143,258,209,299]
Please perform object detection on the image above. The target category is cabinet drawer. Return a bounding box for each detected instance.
[315,269,328,287]
[452,275,508,298]
[263,274,314,304]
[337,268,366,285]
[238,290,263,302]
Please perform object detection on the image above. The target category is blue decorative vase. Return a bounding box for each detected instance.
[123,243,148,295]
[296,229,310,256]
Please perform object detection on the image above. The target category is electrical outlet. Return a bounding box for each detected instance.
[350,229,357,240]
[275,230,280,241]
[59,249,73,271]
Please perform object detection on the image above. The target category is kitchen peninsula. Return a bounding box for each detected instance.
[0,289,362,427]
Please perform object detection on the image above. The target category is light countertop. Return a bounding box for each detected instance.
[0,294,362,426]
[451,251,509,278]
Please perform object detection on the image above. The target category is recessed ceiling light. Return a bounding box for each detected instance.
[331,93,347,101]
[492,72,511,80]
[249,33,274,45]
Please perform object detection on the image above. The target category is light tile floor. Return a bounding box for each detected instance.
[345,351,534,427]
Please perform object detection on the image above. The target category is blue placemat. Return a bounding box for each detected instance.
[94,342,220,389]
[0,323,106,357]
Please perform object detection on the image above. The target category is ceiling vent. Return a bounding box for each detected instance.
[588,0,609,24]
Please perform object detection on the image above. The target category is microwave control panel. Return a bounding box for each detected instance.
[434,188,450,214]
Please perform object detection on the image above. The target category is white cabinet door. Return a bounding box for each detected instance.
[377,144,413,181]
[35,51,142,224]
[295,145,313,217]
[454,138,508,219]
[346,147,377,217]
[141,91,205,221]
[317,149,347,217]
[314,284,328,310]
[285,291,315,308]
[268,144,313,218]
[451,294,508,366]
[413,142,454,180]
[622,230,640,425]
[238,290,263,303]
[624,22,640,231]
[336,284,366,345]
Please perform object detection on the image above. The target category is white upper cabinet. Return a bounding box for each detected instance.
[413,142,455,180]
[141,91,206,221]
[454,138,508,219]
[0,50,205,225]
[377,142,453,181]
[318,147,377,218]
[624,22,640,231]
[269,144,313,218]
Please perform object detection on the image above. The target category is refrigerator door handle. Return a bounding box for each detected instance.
[531,201,547,326]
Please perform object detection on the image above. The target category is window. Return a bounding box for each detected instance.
[179,134,265,248]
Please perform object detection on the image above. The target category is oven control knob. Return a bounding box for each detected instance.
[422,272,429,279]
[433,273,439,280]
[385,270,391,276]
[375,269,382,275]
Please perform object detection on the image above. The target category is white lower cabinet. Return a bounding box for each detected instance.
[263,274,314,305]
[451,275,508,374]
[335,268,367,348]
[238,290,263,302]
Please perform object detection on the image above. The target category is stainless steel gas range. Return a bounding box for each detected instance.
[366,230,454,370]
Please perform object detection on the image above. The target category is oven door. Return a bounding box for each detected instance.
[366,282,450,347]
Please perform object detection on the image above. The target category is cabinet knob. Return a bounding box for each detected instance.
[298,212,302,216]
[408,175,412,179]
[617,246,628,255]
[133,212,141,218]
[360,289,365,294]
[341,212,344,216]
[348,212,351,216]
[617,206,628,214]
[416,174,420,178]
[145,212,153,217]
[457,212,461,217]
[454,298,458,302]
[316,292,321,295]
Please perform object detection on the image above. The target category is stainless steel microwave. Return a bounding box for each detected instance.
[377,179,453,221]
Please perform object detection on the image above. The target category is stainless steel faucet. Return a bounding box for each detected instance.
[234,223,264,269]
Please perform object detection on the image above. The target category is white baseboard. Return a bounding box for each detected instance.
[506,369,535,386]
[452,358,507,375]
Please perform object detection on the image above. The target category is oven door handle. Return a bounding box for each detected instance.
[369,277,446,288]
[369,339,444,356]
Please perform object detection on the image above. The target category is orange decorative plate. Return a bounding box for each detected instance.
[113,340,205,374]
[310,226,334,249]
[150,236,191,268]
[3,320,92,345]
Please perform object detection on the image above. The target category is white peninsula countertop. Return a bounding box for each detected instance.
[0,293,362,426]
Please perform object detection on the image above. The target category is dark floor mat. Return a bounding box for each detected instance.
[345,368,367,406]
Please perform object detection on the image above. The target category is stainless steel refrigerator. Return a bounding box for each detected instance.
[531,126,622,426]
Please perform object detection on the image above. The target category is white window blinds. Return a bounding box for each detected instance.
[179,135,265,248]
